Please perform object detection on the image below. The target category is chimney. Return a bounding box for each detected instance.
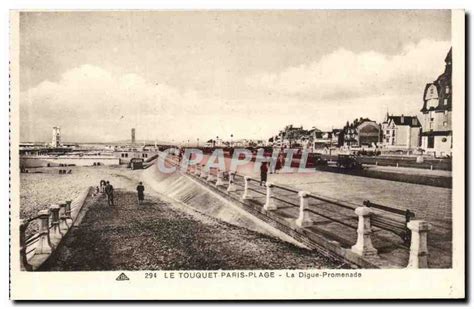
[401,115,404,124]
[131,128,136,144]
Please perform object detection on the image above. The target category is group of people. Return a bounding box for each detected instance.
[98,180,115,206]
[95,180,146,206]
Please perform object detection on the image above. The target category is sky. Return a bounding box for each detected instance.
[19,10,451,143]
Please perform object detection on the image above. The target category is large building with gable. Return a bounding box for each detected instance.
[420,48,452,157]
[381,114,422,150]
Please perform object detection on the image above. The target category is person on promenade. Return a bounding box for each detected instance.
[275,155,283,174]
[105,181,115,206]
[260,161,268,186]
[136,182,145,205]
[100,180,106,193]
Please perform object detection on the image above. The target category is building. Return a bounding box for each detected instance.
[343,118,380,147]
[310,129,334,150]
[51,126,61,148]
[381,114,422,150]
[131,128,136,144]
[331,129,344,147]
[112,146,160,164]
[420,48,452,157]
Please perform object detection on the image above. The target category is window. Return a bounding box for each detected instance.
[443,121,448,127]
[446,86,450,94]
[427,136,434,148]
[444,99,448,105]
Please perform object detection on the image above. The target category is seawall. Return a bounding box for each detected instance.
[141,163,308,249]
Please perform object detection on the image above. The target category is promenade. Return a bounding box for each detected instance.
[184,155,452,268]
[40,167,346,271]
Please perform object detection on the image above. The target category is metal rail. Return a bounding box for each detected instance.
[272,184,299,194]
[307,193,356,211]
[305,208,358,230]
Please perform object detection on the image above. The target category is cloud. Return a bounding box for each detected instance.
[20,64,286,143]
[20,39,452,143]
[246,39,451,101]
[20,65,211,142]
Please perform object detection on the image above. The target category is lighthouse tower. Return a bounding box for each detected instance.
[51,126,61,148]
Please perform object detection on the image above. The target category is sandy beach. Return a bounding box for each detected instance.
[20,165,143,237]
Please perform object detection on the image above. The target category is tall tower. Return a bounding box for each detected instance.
[51,126,61,148]
[131,128,136,144]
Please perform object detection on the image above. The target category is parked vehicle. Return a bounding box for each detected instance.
[313,153,328,166]
[129,158,144,170]
[336,154,362,169]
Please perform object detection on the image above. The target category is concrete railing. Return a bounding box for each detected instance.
[20,186,93,271]
[180,160,433,268]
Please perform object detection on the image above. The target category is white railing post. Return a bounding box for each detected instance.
[59,202,69,231]
[200,165,207,178]
[20,219,32,271]
[194,164,201,176]
[35,210,53,254]
[406,220,431,268]
[49,204,63,240]
[263,182,277,210]
[242,176,252,200]
[227,171,237,192]
[207,168,216,182]
[65,200,72,224]
[215,169,225,186]
[295,191,312,227]
[351,206,378,257]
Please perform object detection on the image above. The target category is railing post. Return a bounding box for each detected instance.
[242,176,252,200]
[194,164,201,176]
[49,204,63,240]
[295,191,312,227]
[36,210,53,254]
[406,220,431,268]
[215,169,225,186]
[227,171,237,192]
[59,202,69,231]
[207,168,215,182]
[19,219,32,271]
[199,165,207,178]
[65,200,72,223]
[263,182,277,210]
[351,206,378,257]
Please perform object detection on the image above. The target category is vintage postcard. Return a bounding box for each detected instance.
[9,10,465,300]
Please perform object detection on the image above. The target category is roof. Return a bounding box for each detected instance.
[387,115,421,127]
[421,130,452,137]
[421,48,452,112]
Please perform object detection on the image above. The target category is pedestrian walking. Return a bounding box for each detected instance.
[105,181,115,206]
[136,182,145,205]
[275,155,283,174]
[100,180,106,193]
[260,161,268,186]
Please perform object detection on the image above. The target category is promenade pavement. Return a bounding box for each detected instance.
[41,168,347,270]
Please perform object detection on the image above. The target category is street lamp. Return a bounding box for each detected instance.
[231,134,233,147]
[197,138,199,147]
